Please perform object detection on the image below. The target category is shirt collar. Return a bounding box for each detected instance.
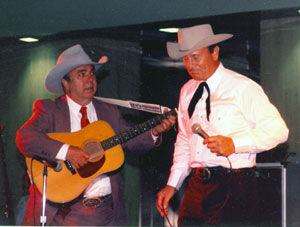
[191,63,223,93]
[205,63,223,94]
[66,95,93,114]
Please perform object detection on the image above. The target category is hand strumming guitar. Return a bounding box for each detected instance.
[66,145,90,169]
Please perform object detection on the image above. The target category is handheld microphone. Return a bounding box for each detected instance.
[192,123,209,139]
[33,156,62,172]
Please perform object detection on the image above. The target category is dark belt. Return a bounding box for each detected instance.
[191,166,255,183]
[81,194,112,208]
[48,194,112,219]
[48,193,112,209]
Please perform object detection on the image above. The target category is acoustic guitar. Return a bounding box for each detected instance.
[26,108,177,203]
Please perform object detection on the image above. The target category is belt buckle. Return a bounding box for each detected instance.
[82,197,102,208]
[194,167,211,182]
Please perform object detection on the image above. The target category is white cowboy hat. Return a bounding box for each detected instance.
[45,44,108,94]
[167,24,233,59]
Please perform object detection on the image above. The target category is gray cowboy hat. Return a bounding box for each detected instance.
[167,24,233,59]
[45,44,108,94]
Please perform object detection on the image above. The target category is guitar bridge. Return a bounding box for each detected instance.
[64,160,76,175]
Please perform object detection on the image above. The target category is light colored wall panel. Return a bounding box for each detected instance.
[261,16,300,158]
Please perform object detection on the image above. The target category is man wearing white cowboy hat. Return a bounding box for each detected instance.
[16,44,176,226]
[156,24,288,226]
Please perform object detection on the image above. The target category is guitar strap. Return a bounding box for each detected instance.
[94,96,171,114]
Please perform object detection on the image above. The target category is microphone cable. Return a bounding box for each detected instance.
[163,209,173,227]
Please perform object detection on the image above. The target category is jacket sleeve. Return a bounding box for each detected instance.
[16,99,64,161]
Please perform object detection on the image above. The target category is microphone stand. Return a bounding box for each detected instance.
[40,164,48,226]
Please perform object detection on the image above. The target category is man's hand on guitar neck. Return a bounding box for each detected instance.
[66,145,90,169]
[151,109,177,137]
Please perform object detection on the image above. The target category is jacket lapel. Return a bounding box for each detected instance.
[54,96,71,132]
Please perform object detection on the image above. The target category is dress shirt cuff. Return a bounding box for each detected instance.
[167,169,190,190]
[232,135,255,154]
[151,134,159,143]
[150,129,161,145]
[55,144,69,160]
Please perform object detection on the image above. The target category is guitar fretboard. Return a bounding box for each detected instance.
[101,109,177,151]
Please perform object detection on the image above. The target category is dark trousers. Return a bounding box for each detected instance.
[22,185,117,226]
[178,167,258,227]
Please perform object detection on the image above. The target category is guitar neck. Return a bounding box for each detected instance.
[101,108,177,151]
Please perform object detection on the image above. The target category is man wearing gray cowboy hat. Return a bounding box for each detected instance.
[16,44,176,226]
[156,24,288,226]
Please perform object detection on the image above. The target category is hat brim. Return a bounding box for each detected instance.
[167,34,233,59]
[45,58,107,94]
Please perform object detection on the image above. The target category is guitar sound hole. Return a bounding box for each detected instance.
[84,141,104,161]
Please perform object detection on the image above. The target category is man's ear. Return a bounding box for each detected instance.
[62,79,69,93]
[212,45,220,61]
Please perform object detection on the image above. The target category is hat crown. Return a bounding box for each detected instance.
[166,24,233,59]
[178,24,213,51]
[57,44,92,65]
[45,44,107,94]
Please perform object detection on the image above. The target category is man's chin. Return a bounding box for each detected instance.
[83,89,96,97]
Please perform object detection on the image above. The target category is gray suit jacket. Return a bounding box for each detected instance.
[16,95,158,225]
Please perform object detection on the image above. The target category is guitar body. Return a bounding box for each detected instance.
[25,108,177,204]
[26,121,124,203]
